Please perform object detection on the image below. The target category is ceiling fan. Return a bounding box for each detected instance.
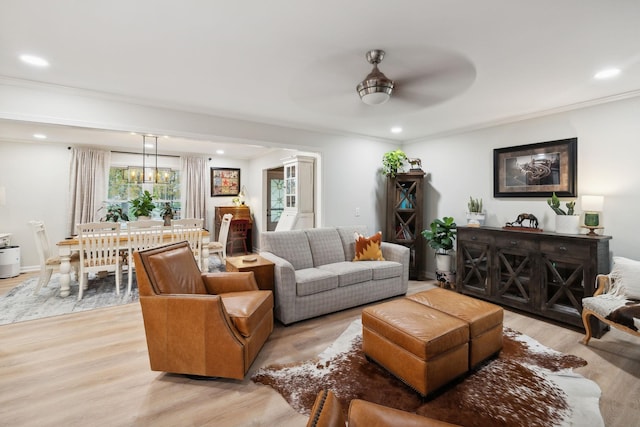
[289,46,476,117]
[356,49,395,105]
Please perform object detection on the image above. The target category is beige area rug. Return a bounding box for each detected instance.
[0,257,226,325]
[252,320,604,427]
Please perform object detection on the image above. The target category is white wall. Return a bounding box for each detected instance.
[0,141,72,268]
[403,95,640,274]
[0,138,399,271]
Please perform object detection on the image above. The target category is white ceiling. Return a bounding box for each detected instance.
[1,1,639,156]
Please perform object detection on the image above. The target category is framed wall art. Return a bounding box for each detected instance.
[493,137,577,198]
[211,167,241,197]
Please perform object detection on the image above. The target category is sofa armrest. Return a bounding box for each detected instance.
[349,399,461,427]
[259,251,297,296]
[381,242,410,284]
[202,272,259,294]
[381,241,410,264]
[259,251,298,321]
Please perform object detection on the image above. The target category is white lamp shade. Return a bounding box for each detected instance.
[581,195,604,212]
[361,92,391,105]
[0,186,5,206]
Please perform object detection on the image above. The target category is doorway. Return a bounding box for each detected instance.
[266,167,284,231]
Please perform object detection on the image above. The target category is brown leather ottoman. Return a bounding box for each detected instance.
[362,298,469,396]
[407,288,503,369]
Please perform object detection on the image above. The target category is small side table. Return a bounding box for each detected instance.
[225,255,274,292]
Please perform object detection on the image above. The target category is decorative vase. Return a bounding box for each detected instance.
[435,253,452,272]
[163,214,173,227]
[137,215,151,221]
[466,212,486,226]
[555,215,580,234]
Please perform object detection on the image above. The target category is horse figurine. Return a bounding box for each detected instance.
[506,213,539,229]
[407,158,422,170]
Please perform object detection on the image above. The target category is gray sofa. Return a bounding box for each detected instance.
[259,226,410,325]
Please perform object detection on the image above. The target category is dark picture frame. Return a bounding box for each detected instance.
[210,167,241,197]
[493,138,577,198]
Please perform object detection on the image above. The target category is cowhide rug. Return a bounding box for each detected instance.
[252,320,603,427]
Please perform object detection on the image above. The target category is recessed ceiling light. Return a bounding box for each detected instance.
[594,68,621,80]
[33,133,47,139]
[391,127,403,134]
[20,54,49,67]
[216,150,224,155]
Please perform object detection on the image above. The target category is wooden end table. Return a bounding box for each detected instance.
[225,255,274,292]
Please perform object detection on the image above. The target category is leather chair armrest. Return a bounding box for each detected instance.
[139,293,248,378]
[306,390,346,427]
[202,272,259,294]
[348,399,461,427]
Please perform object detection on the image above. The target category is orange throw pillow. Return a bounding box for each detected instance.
[353,231,385,261]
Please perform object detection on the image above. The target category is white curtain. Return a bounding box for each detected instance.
[180,156,208,223]
[67,148,111,235]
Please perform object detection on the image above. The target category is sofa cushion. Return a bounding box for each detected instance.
[610,256,640,300]
[305,228,346,267]
[367,261,404,280]
[318,261,373,287]
[336,225,368,261]
[296,268,339,296]
[353,231,385,261]
[261,230,314,270]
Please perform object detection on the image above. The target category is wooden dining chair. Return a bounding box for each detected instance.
[28,220,80,295]
[228,219,250,256]
[77,222,122,301]
[126,219,164,295]
[209,213,233,262]
[171,218,204,270]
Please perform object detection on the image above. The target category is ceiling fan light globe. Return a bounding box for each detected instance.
[357,79,394,105]
[361,91,391,105]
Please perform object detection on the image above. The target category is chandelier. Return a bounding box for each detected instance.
[143,135,159,183]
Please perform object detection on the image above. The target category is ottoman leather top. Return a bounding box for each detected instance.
[362,298,469,359]
[407,289,503,337]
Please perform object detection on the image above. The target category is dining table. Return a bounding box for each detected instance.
[56,228,210,298]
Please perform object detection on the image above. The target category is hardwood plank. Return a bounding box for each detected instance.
[0,280,638,426]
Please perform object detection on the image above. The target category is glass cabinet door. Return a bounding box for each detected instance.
[284,164,296,208]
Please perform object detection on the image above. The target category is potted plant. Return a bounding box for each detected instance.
[160,202,174,226]
[421,216,457,273]
[99,203,129,222]
[381,149,408,177]
[547,192,579,234]
[130,190,155,220]
[466,196,485,226]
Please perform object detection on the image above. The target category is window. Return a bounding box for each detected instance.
[107,166,181,219]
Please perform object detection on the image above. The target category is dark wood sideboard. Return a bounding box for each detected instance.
[214,205,253,252]
[456,226,611,337]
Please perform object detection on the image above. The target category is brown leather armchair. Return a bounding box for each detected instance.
[133,241,274,379]
[307,390,460,427]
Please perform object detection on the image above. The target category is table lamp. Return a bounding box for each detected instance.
[581,195,604,235]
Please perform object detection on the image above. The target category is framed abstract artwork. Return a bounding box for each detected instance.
[211,167,241,197]
[493,138,577,198]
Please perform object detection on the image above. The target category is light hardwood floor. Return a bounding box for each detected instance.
[1,273,639,426]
